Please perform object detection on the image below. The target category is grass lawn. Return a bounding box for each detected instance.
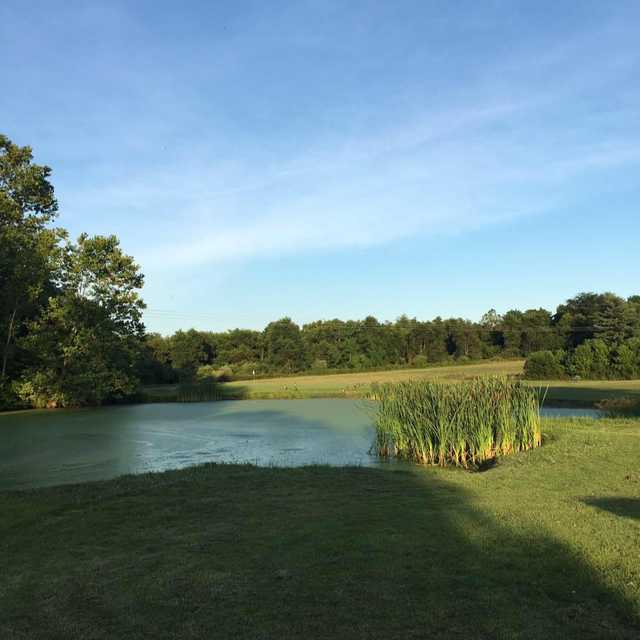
[229,363,640,407]
[2,418,639,639]
[224,359,526,398]
[142,360,527,402]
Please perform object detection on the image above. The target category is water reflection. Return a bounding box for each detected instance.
[0,399,601,490]
[0,400,374,489]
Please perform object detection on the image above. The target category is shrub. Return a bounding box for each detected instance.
[196,365,218,381]
[412,355,428,368]
[595,397,640,417]
[232,361,262,377]
[528,337,640,381]
[196,365,233,382]
[610,344,637,379]
[567,342,594,378]
[0,382,23,411]
[567,340,610,379]
[589,339,610,379]
[524,350,566,380]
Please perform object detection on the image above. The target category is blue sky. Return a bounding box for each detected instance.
[1,1,639,334]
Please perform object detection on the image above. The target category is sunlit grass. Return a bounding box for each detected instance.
[223,360,526,396]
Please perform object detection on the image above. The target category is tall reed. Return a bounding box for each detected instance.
[176,381,224,402]
[371,377,541,468]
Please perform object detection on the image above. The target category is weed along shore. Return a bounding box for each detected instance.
[372,377,542,467]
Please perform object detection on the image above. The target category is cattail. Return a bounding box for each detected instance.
[371,377,542,468]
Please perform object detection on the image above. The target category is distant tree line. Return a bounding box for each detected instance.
[523,293,640,380]
[139,293,640,384]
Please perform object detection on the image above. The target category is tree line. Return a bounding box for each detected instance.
[139,292,640,385]
[2,134,640,409]
[523,292,640,380]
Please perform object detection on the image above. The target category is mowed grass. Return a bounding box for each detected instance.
[2,418,639,639]
[223,360,640,407]
[225,359,527,398]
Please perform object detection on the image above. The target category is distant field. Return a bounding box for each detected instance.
[225,360,526,397]
[227,362,640,406]
[142,359,640,407]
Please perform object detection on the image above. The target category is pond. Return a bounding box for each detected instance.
[0,400,602,491]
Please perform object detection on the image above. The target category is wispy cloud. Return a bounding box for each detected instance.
[5,1,638,275]
[73,87,639,271]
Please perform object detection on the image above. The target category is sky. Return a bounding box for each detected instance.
[1,1,639,334]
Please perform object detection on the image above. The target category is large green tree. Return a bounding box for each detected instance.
[0,135,61,385]
[16,235,145,407]
[264,318,306,372]
[168,329,212,381]
[554,292,632,348]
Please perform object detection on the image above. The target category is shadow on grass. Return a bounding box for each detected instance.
[2,464,639,639]
[583,497,640,521]
[218,384,249,399]
[539,385,640,408]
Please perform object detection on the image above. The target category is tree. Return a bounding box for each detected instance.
[480,309,504,356]
[610,343,637,379]
[423,318,449,362]
[554,292,630,348]
[446,318,482,359]
[264,318,306,372]
[566,339,610,380]
[16,235,145,407]
[215,329,261,365]
[353,316,399,367]
[589,339,610,379]
[524,350,566,379]
[627,337,640,375]
[302,320,347,369]
[0,134,60,384]
[593,293,630,345]
[480,309,502,330]
[501,310,524,355]
[168,329,212,380]
[137,333,177,384]
[0,228,61,381]
[393,315,414,364]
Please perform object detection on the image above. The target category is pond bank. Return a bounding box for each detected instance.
[2,417,639,639]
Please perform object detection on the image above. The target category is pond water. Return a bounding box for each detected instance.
[0,400,602,491]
